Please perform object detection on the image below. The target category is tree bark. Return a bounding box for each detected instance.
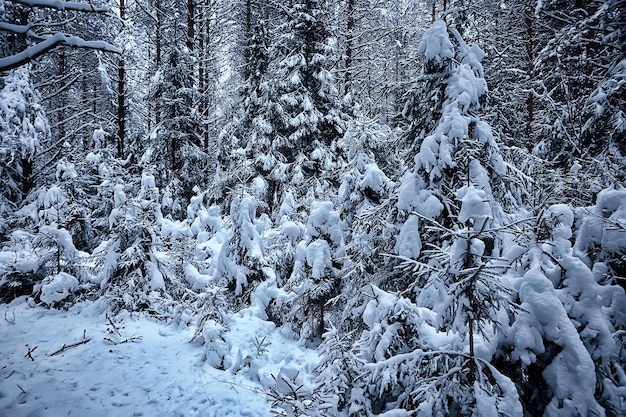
[344,0,354,96]
[117,0,126,158]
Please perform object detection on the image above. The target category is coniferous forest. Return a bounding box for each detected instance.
[1,0,625,416]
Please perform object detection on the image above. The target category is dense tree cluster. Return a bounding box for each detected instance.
[1,0,625,415]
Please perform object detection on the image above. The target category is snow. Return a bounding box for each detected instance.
[397,172,443,218]
[395,215,422,258]
[446,63,487,112]
[183,263,212,290]
[55,159,78,181]
[508,247,605,415]
[359,163,387,193]
[280,220,302,239]
[92,128,106,148]
[230,195,264,262]
[0,297,319,417]
[0,67,43,158]
[11,0,111,13]
[306,239,331,279]
[457,185,492,227]
[306,201,344,249]
[418,20,454,64]
[39,272,78,305]
[0,33,121,72]
[576,186,626,255]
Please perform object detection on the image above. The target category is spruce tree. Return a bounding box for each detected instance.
[268,0,347,206]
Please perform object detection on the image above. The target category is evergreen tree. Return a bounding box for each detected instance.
[147,1,209,213]
[97,172,184,312]
[396,18,512,271]
[218,14,278,212]
[0,67,48,213]
[532,0,625,202]
[286,201,347,339]
[214,192,267,300]
[267,0,347,206]
[330,18,523,416]
[337,115,398,312]
[499,203,624,416]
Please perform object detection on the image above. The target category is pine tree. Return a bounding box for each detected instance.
[337,115,397,309]
[573,188,626,416]
[218,13,278,213]
[97,172,185,312]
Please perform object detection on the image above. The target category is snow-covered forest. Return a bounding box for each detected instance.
[1,0,625,415]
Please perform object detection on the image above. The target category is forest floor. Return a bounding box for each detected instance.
[0,297,318,416]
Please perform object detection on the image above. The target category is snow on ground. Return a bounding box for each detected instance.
[0,297,318,417]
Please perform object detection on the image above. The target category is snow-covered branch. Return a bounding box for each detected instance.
[0,34,121,72]
[9,0,111,13]
[0,21,33,34]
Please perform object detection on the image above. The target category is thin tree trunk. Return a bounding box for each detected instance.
[524,6,535,146]
[117,56,126,158]
[344,0,354,95]
[201,0,210,152]
[155,0,162,126]
[117,0,126,158]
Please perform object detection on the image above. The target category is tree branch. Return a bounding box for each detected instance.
[10,0,111,13]
[49,338,91,356]
[0,21,33,34]
[0,33,121,72]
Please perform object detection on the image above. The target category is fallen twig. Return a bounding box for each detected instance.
[25,345,37,361]
[103,335,142,345]
[106,314,122,336]
[49,338,91,356]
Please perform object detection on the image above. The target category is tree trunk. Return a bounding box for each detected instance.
[187,0,196,109]
[117,0,127,158]
[155,0,162,126]
[524,6,535,147]
[117,56,126,158]
[20,156,32,201]
[344,0,355,96]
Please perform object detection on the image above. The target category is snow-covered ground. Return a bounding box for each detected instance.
[0,298,318,417]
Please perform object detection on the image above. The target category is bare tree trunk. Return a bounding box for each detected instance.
[187,0,196,52]
[117,56,126,158]
[17,6,33,201]
[200,0,211,152]
[431,0,436,22]
[116,0,126,158]
[155,0,162,126]
[524,6,535,146]
[344,0,355,96]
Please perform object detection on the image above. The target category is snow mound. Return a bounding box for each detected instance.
[40,272,79,305]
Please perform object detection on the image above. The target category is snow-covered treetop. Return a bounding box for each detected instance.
[307,201,344,250]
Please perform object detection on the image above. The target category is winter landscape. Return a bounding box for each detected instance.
[1,0,625,416]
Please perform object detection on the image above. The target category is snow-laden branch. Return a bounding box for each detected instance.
[0,33,121,72]
[0,21,33,34]
[10,0,111,13]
